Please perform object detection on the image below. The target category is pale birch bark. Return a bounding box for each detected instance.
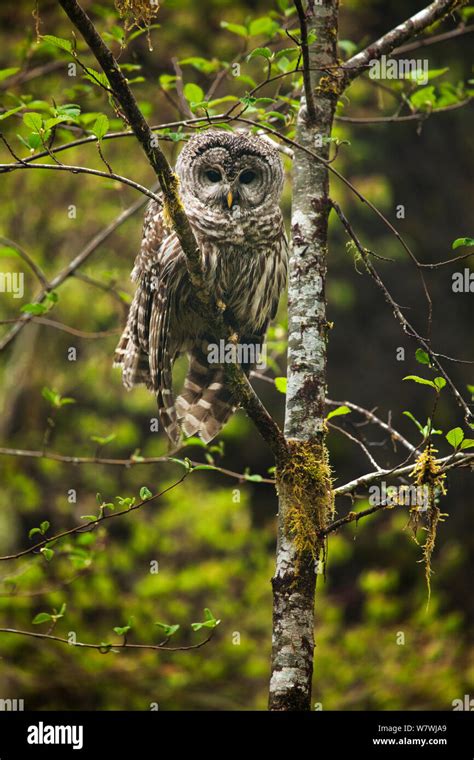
[269,0,339,711]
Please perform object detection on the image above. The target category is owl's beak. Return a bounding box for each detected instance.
[226,190,234,208]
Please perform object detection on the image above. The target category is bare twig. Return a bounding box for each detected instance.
[333,451,474,499]
[342,0,460,85]
[294,0,317,123]
[331,199,473,424]
[327,398,416,453]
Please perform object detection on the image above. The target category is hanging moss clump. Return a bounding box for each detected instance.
[278,440,334,575]
[408,444,448,604]
[114,0,160,31]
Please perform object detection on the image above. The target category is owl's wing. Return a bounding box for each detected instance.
[114,200,164,389]
[148,234,185,445]
[114,199,185,444]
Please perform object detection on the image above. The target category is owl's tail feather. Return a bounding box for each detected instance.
[156,366,181,448]
[175,346,236,444]
[113,328,153,391]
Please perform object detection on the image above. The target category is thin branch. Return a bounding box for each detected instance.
[0,445,275,483]
[172,57,194,118]
[0,317,120,339]
[0,474,188,562]
[0,627,213,653]
[0,236,50,288]
[336,98,472,125]
[331,199,473,424]
[328,421,383,471]
[0,161,160,202]
[342,0,459,85]
[327,398,416,453]
[294,0,317,123]
[393,22,474,54]
[333,451,474,499]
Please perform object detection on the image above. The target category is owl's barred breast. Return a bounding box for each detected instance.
[187,206,288,338]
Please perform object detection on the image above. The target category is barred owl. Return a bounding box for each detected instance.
[114,130,287,445]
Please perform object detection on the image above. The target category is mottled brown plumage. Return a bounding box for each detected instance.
[114,130,288,444]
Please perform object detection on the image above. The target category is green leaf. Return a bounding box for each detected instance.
[183,82,204,104]
[446,427,464,449]
[21,302,47,315]
[159,73,177,90]
[56,103,81,119]
[338,40,357,57]
[247,47,273,61]
[327,405,351,421]
[460,439,474,450]
[113,625,131,636]
[0,106,25,121]
[32,612,52,625]
[191,608,220,631]
[40,521,50,534]
[179,57,220,75]
[167,457,192,472]
[409,86,436,110]
[0,67,20,82]
[0,246,19,258]
[83,68,110,89]
[90,433,116,446]
[403,410,423,433]
[403,375,445,391]
[42,35,73,53]
[104,25,125,44]
[415,348,430,365]
[27,133,42,150]
[40,547,54,562]
[139,486,153,500]
[127,23,161,42]
[425,67,449,81]
[248,17,279,37]
[41,386,59,405]
[81,515,98,522]
[115,496,136,509]
[182,436,207,448]
[274,377,287,394]
[220,21,248,38]
[154,622,180,637]
[28,527,42,539]
[244,473,263,482]
[92,113,109,140]
[58,396,75,406]
[452,237,474,249]
[23,112,43,132]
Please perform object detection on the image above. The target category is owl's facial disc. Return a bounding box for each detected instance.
[175,132,284,220]
[193,149,271,212]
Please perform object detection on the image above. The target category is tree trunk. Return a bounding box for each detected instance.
[268,0,339,712]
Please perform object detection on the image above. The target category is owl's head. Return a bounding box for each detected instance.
[175,130,284,215]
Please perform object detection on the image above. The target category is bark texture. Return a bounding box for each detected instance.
[269,1,339,711]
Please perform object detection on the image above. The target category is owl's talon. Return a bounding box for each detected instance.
[216,299,227,312]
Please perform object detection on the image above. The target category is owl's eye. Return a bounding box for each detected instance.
[205,169,222,183]
[239,170,256,184]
